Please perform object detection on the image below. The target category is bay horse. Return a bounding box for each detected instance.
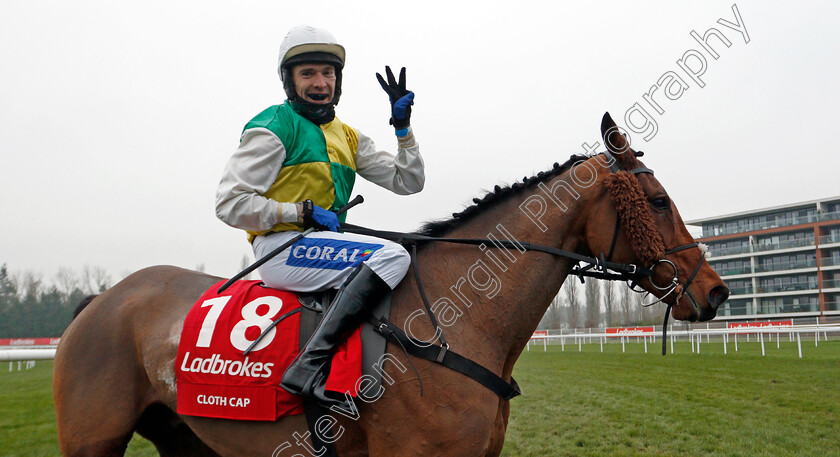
[54,113,728,457]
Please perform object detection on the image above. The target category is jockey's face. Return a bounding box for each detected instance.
[292,63,336,104]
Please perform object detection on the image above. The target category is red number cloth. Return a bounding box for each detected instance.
[175,280,362,420]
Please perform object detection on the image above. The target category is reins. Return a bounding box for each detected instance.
[340,216,702,380]
[240,154,711,401]
[344,151,710,368]
[340,224,652,283]
[337,222,659,401]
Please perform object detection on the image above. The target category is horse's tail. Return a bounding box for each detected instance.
[72,294,98,320]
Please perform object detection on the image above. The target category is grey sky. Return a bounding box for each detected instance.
[1,1,838,283]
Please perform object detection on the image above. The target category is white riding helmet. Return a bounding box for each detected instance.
[277,25,346,81]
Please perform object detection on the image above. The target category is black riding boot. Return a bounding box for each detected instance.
[280,263,390,398]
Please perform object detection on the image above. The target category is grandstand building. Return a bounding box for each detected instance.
[687,196,840,321]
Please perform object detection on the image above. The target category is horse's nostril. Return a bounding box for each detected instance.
[708,285,729,308]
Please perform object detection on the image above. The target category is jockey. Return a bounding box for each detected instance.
[215,25,424,401]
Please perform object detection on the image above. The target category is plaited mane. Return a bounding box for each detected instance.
[415,153,666,267]
[417,155,588,238]
[605,170,665,265]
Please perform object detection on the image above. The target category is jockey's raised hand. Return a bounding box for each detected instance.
[376,66,414,131]
[301,200,339,232]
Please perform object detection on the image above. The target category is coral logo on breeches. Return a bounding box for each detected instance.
[286,238,384,270]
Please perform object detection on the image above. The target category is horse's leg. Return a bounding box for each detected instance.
[485,400,510,457]
[54,295,150,456]
[133,403,222,457]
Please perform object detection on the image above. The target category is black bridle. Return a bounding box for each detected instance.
[599,150,709,354]
[344,152,711,359]
[331,152,713,400]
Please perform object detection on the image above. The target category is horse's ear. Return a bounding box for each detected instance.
[600,112,636,168]
[600,112,616,139]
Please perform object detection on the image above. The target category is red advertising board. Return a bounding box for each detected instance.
[531,330,548,339]
[0,337,61,346]
[606,326,655,337]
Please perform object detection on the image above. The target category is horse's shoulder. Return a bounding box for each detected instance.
[120,265,220,293]
[96,266,220,322]
[127,264,218,282]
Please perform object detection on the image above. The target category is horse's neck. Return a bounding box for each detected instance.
[416,179,593,371]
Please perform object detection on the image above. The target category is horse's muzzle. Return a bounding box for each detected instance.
[708,285,729,309]
[695,284,729,321]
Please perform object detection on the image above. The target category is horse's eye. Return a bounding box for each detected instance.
[651,196,670,210]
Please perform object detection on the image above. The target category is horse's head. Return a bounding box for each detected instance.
[583,112,728,322]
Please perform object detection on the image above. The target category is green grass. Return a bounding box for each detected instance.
[1,341,837,456]
[502,340,840,457]
[0,361,58,456]
[0,361,155,456]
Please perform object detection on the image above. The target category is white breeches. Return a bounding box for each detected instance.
[252,230,410,291]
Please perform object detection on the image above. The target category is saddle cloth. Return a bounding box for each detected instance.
[175,279,362,421]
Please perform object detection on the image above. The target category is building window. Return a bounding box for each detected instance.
[758,298,782,314]
[755,252,816,272]
[826,293,840,311]
[709,259,751,276]
[818,226,840,245]
[721,299,750,316]
[820,250,840,267]
[758,295,818,314]
[708,238,750,256]
[726,279,752,295]
[755,230,814,251]
[825,273,840,289]
[758,274,818,293]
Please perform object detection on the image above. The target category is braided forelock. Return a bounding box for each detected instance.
[605,171,665,266]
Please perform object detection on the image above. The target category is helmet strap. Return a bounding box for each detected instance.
[284,65,340,125]
[289,100,336,125]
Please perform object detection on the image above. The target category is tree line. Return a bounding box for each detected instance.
[0,264,111,338]
[0,256,258,338]
[0,261,663,338]
[537,275,667,330]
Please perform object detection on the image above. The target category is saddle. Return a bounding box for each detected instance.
[294,286,394,395]
[180,266,520,455]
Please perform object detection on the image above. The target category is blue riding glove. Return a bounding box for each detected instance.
[301,200,339,232]
[376,66,414,130]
